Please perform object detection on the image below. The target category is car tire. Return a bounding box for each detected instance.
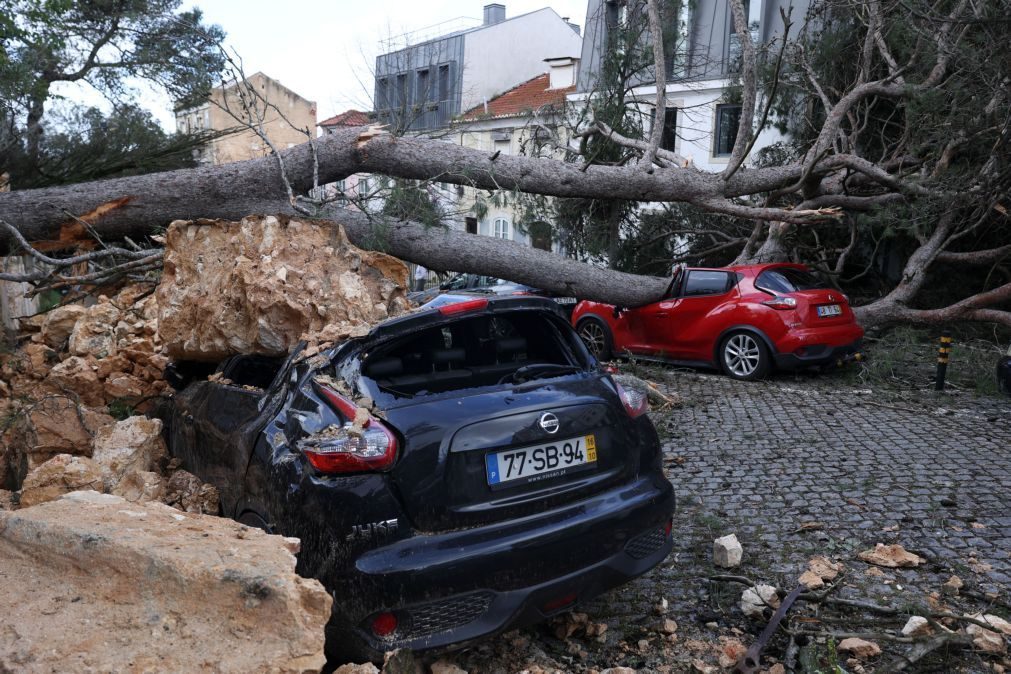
[577,317,614,361]
[719,331,770,381]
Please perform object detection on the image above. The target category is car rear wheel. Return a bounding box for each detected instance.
[720,331,770,381]
[577,318,613,361]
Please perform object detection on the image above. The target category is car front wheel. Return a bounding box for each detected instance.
[720,331,770,381]
[577,318,613,361]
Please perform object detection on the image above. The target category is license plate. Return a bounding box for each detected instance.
[486,434,597,487]
[817,304,842,317]
[554,297,577,305]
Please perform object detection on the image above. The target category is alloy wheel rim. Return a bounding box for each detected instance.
[579,323,605,357]
[724,334,760,377]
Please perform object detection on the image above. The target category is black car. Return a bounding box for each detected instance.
[163,296,675,661]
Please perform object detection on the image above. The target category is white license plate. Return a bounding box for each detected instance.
[486,434,597,487]
[554,297,577,305]
[818,304,842,317]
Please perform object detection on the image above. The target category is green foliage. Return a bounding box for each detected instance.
[380,178,444,228]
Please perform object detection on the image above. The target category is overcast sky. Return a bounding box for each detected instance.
[71,0,588,130]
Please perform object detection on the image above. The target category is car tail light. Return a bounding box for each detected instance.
[371,612,398,637]
[302,385,398,474]
[511,290,534,296]
[762,295,797,310]
[438,298,489,315]
[615,381,648,418]
[664,518,673,536]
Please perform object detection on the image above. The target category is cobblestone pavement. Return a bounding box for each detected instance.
[452,368,1011,673]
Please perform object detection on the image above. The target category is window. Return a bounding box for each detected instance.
[683,270,731,296]
[465,217,478,234]
[756,268,828,294]
[652,107,677,151]
[438,65,450,102]
[376,78,389,109]
[417,69,431,102]
[714,104,742,157]
[494,139,510,156]
[493,218,510,239]
[396,74,408,109]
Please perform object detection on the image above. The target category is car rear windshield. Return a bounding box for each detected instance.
[756,268,829,294]
[359,310,585,399]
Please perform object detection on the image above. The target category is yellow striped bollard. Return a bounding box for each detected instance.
[935,331,953,391]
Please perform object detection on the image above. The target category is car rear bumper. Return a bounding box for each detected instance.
[340,472,675,656]
[774,336,863,369]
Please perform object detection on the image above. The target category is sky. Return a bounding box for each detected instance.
[55,0,588,130]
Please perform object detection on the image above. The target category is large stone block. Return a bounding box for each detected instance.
[156,215,409,361]
[0,491,331,672]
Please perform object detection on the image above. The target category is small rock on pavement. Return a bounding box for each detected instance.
[837,638,882,659]
[942,575,964,595]
[808,555,843,580]
[718,637,748,669]
[430,660,468,674]
[661,618,678,634]
[713,533,743,567]
[382,648,420,674]
[691,659,717,674]
[965,614,1011,655]
[901,616,932,637]
[333,665,380,674]
[600,668,637,674]
[857,543,925,568]
[740,584,780,619]
[798,570,824,590]
[654,597,669,615]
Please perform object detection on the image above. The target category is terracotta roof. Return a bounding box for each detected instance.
[461,74,574,121]
[319,109,371,127]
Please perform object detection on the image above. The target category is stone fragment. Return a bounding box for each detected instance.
[837,638,882,659]
[966,619,1007,654]
[718,637,747,668]
[7,396,114,483]
[92,416,167,489]
[808,555,843,580]
[103,373,148,402]
[0,491,330,672]
[864,566,885,577]
[768,665,786,674]
[740,585,780,619]
[600,669,636,674]
[156,216,409,361]
[661,618,678,634]
[942,575,964,595]
[713,533,743,567]
[799,570,824,590]
[0,489,13,510]
[68,299,120,358]
[858,543,926,568]
[968,614,1011,637]
[18,454,104,507]
[382,648,419,674]
[901,616,932,637]
[654,597,669,615]
[40,304,87,348]
[162,469,220,514]
[691,659,716,674]
[47,355,103,406]
[429,660,468,674]
[111,470,166,503]
[333,665,380,674]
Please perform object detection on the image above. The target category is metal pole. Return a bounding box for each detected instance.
[935,330,952,390]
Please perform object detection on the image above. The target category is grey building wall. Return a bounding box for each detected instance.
[374,34,465,132]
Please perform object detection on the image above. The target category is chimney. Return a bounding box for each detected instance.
[545,57,579,89]
[483,3,506,25]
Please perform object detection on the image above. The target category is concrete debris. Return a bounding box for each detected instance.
[18,454,104,508]
[740,584,780,619]
[429,660,468,674]
[808,555,844,580]
[156,215,409,361]
[942,574,964,595]
[857,543,926,568]
[333,665,380,674]
[798,570,824,590]
[837,637,882,659]
[163,469,220,514]
[713,533,743,568]
[0,491,330,672]
[91,416,167,489]
[901,616,932,637]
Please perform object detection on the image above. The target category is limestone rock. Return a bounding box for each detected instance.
[0,489,13,510]
[798,570,824,590]
[713,533,743,567]
[163,469,220,514]
[740,584,780,619]
[808,555,843,580]
[837,638,882,659]
[47,355,103,406]
[901,616,932,637]
[600,668,636,674]
[430,660,468,674]
[858,543,926,568]
[18,454,104,507]
[40,304,87,348]
[334,665,380,674]
[156,216,409,361]
[103,372,148,402]
[0,491,330,672]
[111,470,166,503]
[68,299,120,358]
[92,416,166,488]
[718,637,747,668]
[942,575,964,595]
[966,616,1007,654]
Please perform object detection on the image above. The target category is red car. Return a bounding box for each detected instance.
[572,263,864,381]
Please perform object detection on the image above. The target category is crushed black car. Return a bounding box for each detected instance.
[161,296,675,661]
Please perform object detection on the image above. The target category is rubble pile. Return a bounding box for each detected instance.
[0,491,330,672]
[156,215,409,361]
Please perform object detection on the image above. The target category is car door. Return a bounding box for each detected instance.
[650,270,739,361]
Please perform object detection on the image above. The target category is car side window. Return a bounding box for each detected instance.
[683,271,732,297]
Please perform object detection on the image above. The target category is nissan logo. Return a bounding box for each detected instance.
[539,412,560,434]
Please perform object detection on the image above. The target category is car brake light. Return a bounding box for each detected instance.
[615,381,648,418]
[371,612,397,637]
[763,296,797,310]
[438,298,489,315]
[302,385,398,474]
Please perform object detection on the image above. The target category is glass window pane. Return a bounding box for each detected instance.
[684,271,730,296]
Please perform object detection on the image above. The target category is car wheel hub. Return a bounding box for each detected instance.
[579,323,605,356]
[725,334,760,377]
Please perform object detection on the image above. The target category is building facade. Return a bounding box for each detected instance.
[373,4,582,132]
[175,72,317,166]
[575,0,807,172]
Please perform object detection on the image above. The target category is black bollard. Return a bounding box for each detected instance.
[935,331,952,391]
